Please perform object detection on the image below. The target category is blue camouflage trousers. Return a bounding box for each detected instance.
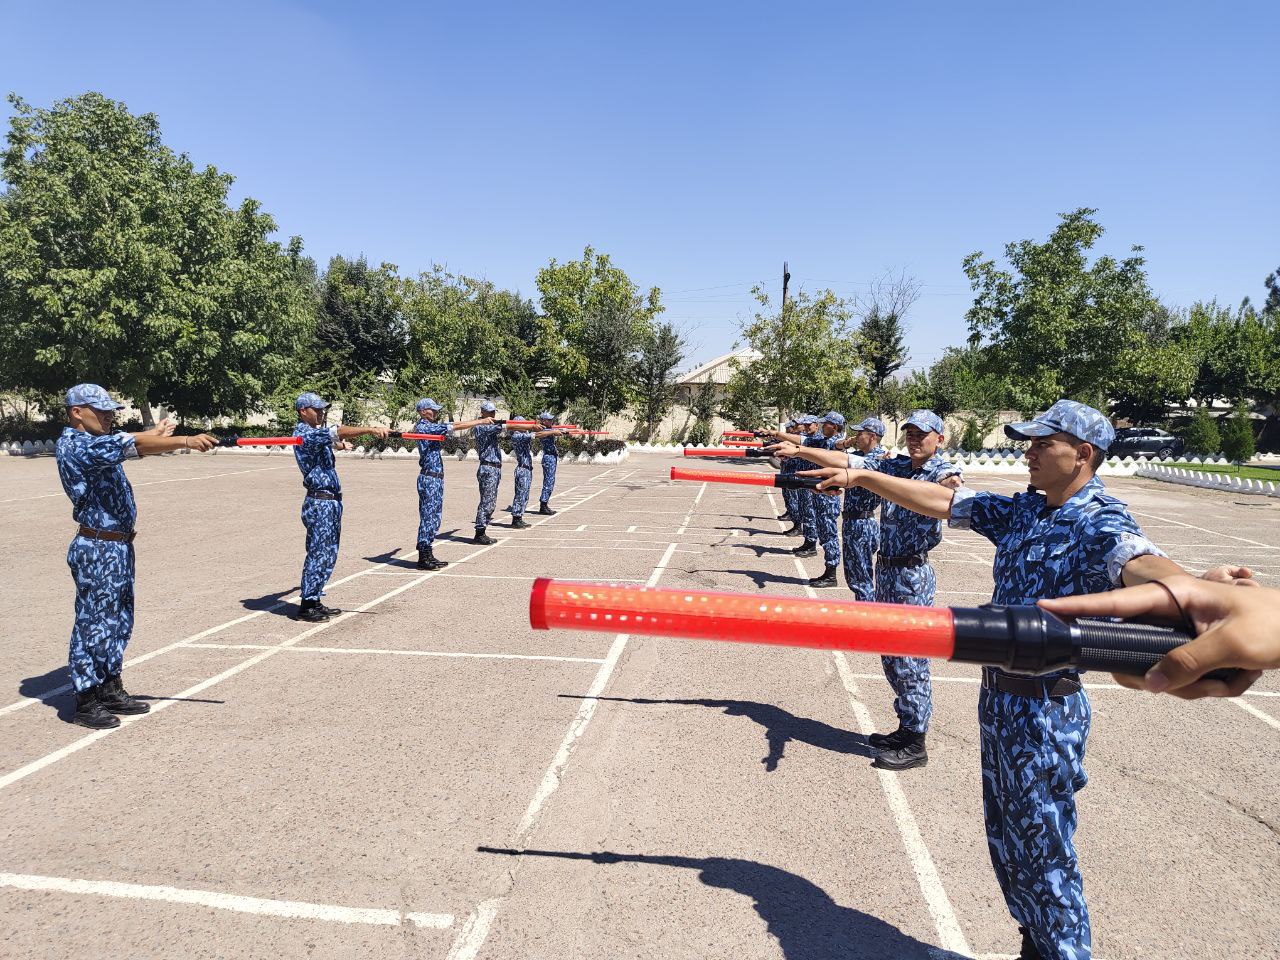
[875,561,935,733]
[510,465,533,516]
[66,536,135,692]
[812,491,841,566]
[539,454,557,505]
[841,514,878,601]
[780,485,799,522]
[416,473,444,549]
[980,685,1092,960]
[798,489,817,541]
[301,496,342,601]
[475,464,501,529]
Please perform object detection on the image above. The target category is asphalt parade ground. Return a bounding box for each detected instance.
[1,451,1277,960]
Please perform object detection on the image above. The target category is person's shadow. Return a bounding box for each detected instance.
[19,666,73,718]
[364,548,417,570]
[727,542,807,558]
[477,847,969,960]
[699,568,812,590]
[240,588,298,617]
[566,695,875,769]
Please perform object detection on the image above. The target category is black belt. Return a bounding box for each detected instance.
[307,490,342,501]
[844,508,877,520]
[984,672,1083,699]
[77,525,136,543]
[877,553,926,568]
[420,471,443,479]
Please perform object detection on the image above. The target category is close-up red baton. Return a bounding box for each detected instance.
[682,448,774,458]
[217,436,302,447]
[722,439,764,447]
[671,466,819,489]
[528,579,1229,680]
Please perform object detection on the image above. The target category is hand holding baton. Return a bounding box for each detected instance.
[217,435,302,447]
[528,579,1234,681]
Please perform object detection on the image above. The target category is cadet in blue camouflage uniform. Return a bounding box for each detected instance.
[804,412,845,587]
[807,399,1220,960]
[411,399,493,570]
[56,384,216,729]
[536,412,561,515]
[292,393,388,622]
[785,408,962,770]
[793,416,822,556]
[834,417,886,600]
[509,413,569,525]
[472,400,504,544]
[763,416,810,536]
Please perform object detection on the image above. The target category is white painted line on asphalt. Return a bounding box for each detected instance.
[0,477,627,792]
[1231,697,1280,731]
[184,643,607,665]
[0,871,453,929]
[446,539,682,960]
[832,654,973,956]
[0,465,292,505]
[1127,508,1278,549]
[675,481,708,535]
[841,670,1280,699]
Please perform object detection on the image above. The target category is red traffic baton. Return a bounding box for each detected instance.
[722,430,756,438]
[683,448,748,458]
[671,466,819,490]
[396,432,448,441]
[723,439,764,447]
[218,436,301,447]
[528,579,1229,680]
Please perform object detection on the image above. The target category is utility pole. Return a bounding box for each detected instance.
[782,260,790,308]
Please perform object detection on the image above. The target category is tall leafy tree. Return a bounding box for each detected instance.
[0,92,311,421]
[312,256,407,389]
[536,246,662,416]
[857,304,909,412]
[727,286,865,419]
[632,322,686,440]
[963,208,1157,414]
[1109,302,1196,423]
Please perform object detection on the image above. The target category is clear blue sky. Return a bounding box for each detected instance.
[3,0,1275,371]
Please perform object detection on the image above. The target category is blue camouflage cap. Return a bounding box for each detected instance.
[904,409,944,435]
[480,400,497,414]
[415,397,442,412]
[65,383,126,410]
[537,411,555,421]
[798,415,818,426]
[1005,399,1115,451]
[295,391,330,410]
[854,416,886,437]
[821,411,846,427]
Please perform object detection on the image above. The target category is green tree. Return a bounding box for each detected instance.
[1174,300,1272,407]
[632,322,686,440]
[312,256,407,391]
[1220,403,1257,464]
[0,92,311,421]
[729,286,864,419]
[720,361,771,429]
[685,383,718,446]
[1109,302,1196,423]
[536,246,662,416]
[1181,407,1221,457]
[963,208,1157,414]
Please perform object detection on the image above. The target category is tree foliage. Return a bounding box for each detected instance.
[1220,404,1256,464]
[963,208,1157,414]
[1181,407,1221,457]
[632,321,686,439]
[0,92,311,420]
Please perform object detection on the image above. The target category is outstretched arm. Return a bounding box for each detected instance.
[133,432,217,455]
[337,424,390,441]
[771,441,856,469]
[800,467,955,519]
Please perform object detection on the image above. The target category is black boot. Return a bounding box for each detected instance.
[511,515,531,529]
[782,525,802,537]
[792,539,817,558]
[72,687,121,729]
[808,564,838,588]
[1018,927,1044,960]
[417,547,447,571]
[98,674,149,715]
[777,511,792,522]
[538,502,556,515]
[872,730,928,770]
[474,527,497,545]
[316,600,341,616]
[868,725,910,749]
[296,599,328,623]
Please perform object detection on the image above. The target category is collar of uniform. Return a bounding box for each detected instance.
[1035,475,1106,517]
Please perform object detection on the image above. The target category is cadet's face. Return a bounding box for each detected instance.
[421,409,440,422]
[1025,434,1086,485]
[855,429,879,453]
[299,406,326,427]
[822,422,839,437]
[904,426,941,459]
[72,406,115,435]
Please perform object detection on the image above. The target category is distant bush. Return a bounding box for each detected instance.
[1180,408,1220,457]
[1220,405,1256,464]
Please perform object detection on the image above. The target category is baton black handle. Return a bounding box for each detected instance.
[774,475,821,490]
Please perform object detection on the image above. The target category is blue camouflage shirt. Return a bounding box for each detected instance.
[56,428,138,532]
[538,433,560,457]
[413,418,450,473]
[844,444,885,516]
[950,476,1166,678]
[473,424,503,466]
[293,423,341,494]
[510,431,534,469]
[858,451,961,557]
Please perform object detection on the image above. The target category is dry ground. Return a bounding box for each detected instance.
[1,450,1276,960]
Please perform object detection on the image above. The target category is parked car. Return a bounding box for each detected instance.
[1108,427,1185,459]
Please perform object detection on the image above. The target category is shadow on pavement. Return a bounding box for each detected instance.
[477,847,967,960]
[18,666,72,716]
[364,548,417,569]
[700,568,812,589]
[564,695,876,769]
[240,589,297,615]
